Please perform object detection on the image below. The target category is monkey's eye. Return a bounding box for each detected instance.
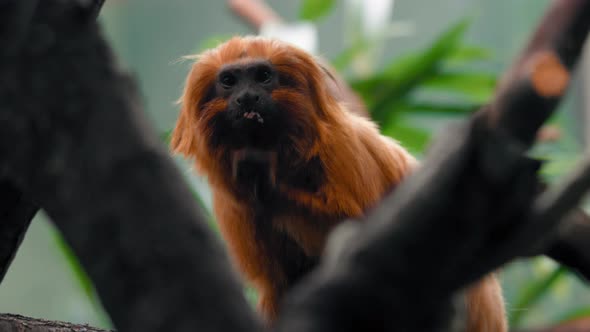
[220,74,236,88]
[256,69,272,84]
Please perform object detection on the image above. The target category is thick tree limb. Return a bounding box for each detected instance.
[545,210,590,280]
[0,0,107,291]
[0,0,38,56]
[0,0,110,290]
[0,1,260,332]
[523,158,590,262]
[490,0,590,145]
[491,0,590,280]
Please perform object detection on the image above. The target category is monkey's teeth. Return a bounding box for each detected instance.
[243,111,264,123]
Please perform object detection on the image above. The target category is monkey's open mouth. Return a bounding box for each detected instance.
[243,111,264,124]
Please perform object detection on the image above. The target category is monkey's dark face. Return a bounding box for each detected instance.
[208,60,286,150]
[173,37,333,188]
[171,37,338,201]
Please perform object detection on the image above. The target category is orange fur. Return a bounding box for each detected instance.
[171,36,506,331]
[466,275,508,332]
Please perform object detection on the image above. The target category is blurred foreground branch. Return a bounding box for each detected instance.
[0,1,259,332]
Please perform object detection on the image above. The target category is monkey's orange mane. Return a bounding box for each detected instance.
[172,36,416,217]
[171,36,342,188]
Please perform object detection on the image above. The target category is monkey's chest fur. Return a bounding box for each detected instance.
[232,149,341,286]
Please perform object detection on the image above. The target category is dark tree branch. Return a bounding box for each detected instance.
[519,158,590,263]
[0,1,259,332]
[76,0,105,21]
[534,158,590,224]
[0,0,107,293]
[490,0,590,145]
[545,210,590,280]
[0,0,38,56]
[0,0,110,292]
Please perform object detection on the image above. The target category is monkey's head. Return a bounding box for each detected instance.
[171,37,339,182]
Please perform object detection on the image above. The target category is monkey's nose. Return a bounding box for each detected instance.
[236,92,261,107]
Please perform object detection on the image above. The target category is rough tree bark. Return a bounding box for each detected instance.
[0,1,589,332]
[0,314,112,332]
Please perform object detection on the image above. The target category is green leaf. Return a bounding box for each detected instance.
[557,306,590,323]
[244,286,259,307]
[160,129,172,145]
[420,72,496,104]
[381,119,430,154]
[380,19,469,78]
[537,151,579,181]
[397,101,477,115]
[351,19,472,125]
[299,0,335,21]
[331,39,370,71]
[509,266,567,327]
[530,115,582,182]
[445,46,493,64]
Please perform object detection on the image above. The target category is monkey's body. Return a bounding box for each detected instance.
[172,36,507,331]
[212,110,415,319]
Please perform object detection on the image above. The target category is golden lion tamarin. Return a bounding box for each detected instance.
[171,36,507,331]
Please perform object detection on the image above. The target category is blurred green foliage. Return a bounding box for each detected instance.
[343,19,495,154]
[299,0,335,21]
[509,266,567,326]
